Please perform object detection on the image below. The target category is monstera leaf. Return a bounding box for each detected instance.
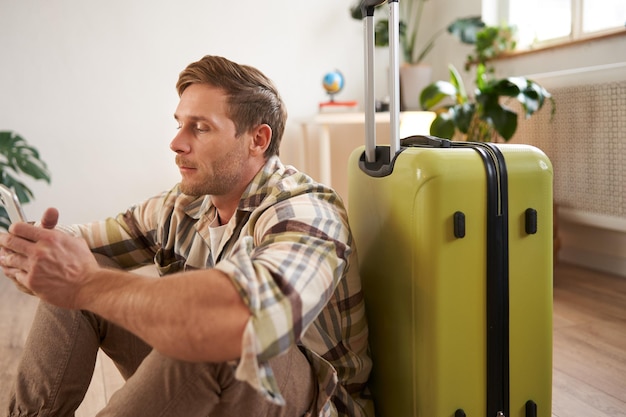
[0,131,51,229]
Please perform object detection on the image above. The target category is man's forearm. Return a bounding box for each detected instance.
[76,268,250,362]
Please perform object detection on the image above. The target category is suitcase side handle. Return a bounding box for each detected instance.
[401,135,452,148]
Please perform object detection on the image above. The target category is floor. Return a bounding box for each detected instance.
[551,263,626,417]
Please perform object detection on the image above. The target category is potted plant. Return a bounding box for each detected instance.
[419,23,554,142]
[0,131,51,229]
[350,2,485,110]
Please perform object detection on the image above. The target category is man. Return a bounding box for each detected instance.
[0,55,373,417]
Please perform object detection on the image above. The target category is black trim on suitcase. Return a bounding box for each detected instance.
[357,146,396,177]
[526,400,538,417]
[358,135,451,177]
[454,211,466,238]
[471,143,510,417]
[525,208,538,234]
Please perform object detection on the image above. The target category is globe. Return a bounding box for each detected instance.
[322,70,345,97]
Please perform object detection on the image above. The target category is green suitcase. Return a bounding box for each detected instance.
[348,138,553,417]
[349,2,553,416]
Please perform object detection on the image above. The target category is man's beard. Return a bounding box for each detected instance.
[176,153,244,197]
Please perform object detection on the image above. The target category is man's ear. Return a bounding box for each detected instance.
[249,124,272,156]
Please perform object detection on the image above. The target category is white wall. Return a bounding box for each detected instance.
[1,0,624,226]
[0,0,367,224]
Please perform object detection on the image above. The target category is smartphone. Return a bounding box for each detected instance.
[0,184,27,224]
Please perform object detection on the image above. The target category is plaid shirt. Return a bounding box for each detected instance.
[68,156,373,417]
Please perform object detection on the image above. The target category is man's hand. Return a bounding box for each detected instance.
[0,207,60,295]
[0,207,99,308]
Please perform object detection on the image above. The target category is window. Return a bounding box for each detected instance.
[483,0,626,48]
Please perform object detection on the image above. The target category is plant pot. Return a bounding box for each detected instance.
[400,64,432,111]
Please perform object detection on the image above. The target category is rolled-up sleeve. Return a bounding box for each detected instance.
[65,188,204,270]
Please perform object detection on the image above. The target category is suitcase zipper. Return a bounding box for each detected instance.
[465,143,511,417]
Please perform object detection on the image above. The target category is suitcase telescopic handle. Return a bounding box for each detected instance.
[362,0,401,163]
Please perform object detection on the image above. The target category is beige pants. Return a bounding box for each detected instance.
[8,301,315,417]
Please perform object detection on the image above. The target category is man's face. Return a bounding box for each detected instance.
[171,84,249,197]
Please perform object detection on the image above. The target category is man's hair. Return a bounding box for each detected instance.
[176,55,287,157]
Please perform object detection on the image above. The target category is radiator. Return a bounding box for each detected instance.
[511,63,626,276]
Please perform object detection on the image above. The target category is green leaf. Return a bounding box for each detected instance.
[497,77,526,95]
[374,19,390,47]
[430,111,457,139]
[482,103,518,141]
[518,80,552,117]
[17,158,50,182]
[419,81,458,110]
[4,177,34,203]
[447,16,485,44]
[452,103,476,134]
[350,2,364,20]
[415,36,436,63]
[0,132,50,182]
[474,63,489,90]
[448,64,467,102]
[0,207,10,231]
